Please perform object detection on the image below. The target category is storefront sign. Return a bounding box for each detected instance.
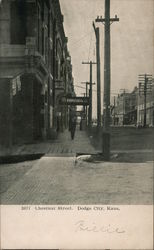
[60,96,89,106]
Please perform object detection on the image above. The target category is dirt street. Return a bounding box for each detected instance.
[1,155,153,204]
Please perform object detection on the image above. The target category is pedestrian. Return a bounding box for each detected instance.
[56,117,60,132]
[80,119,82,130]
[70,115,76,140]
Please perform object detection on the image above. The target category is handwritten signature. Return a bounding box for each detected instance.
[75,220,125,233]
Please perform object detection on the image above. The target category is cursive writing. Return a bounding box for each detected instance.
[75,220,125,233]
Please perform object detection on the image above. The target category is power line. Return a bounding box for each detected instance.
[69,31,93,48]
[74,85,120,96]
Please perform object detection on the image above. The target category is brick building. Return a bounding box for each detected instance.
[0,0,75,147]
[114,91,132,126]
[112,83,154,127]
[137,83,154,127]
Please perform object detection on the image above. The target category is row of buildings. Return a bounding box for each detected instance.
[111,83,154,127]
[0,0,75,147]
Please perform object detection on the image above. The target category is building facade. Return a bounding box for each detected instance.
[113,91,134,126]
[0,0,75,147]
[112,83,154,127]
[137,83,154,127]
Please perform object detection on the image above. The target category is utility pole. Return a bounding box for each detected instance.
[93,22,101,128]
[81,81,95,126]
[138,74,152,127]
[123,90,125,125]
[81,81,89,98]
[82,61,96,127]
[81,93,86,114]
[113,96,116,125]
[96,0,119,160]
[120,89,126,125]
[81,81,89,126]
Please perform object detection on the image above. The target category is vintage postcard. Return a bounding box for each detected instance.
[0,0,153,249]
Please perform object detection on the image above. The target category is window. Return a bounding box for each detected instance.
[10,0,27,44]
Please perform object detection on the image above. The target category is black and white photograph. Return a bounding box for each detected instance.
[0,0,153,249]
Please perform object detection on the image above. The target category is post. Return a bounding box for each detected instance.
[102,0,111,160]
[89,61,92,127]
[93,22,101,128]
[96,2,119,160]
[138,74,152,127]
[114,96,116,125]
[82,93,86,113]
[82,62,96,128]
[86,82,88,126]
[81,81,89,126]
[123,89,125,125]
[104,0,110,131]
[144,74,147,127]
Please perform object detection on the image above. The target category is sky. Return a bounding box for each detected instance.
[60,0,154,117]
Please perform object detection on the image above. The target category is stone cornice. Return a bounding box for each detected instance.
[0,54,49,83]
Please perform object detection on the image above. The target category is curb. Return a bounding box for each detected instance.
[0,153,44,164]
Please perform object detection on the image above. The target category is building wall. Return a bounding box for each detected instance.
[12,74,34,143]
[0,0,10,43]
[113,84,154,127]
[0,0,75,146]
[115,92,131,125]
[137,84,154,126]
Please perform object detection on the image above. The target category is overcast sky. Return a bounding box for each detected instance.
[61,0,153,116]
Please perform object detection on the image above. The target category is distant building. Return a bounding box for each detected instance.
[126,87,138,125]
[114,91,132,126]
[0,0,75,147]
[112,83,154,127]
[137,83,154,127]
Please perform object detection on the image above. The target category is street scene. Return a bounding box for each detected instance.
[0,0,153,205]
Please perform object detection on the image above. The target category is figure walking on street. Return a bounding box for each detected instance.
[70,114,76,140]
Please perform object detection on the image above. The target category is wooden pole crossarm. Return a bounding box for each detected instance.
[95,16,119,25]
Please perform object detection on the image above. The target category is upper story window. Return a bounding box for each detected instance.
[10,0,27,44]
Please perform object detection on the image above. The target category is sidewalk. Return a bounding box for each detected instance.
[0,128,153,162]
[1,129,153,204]
[0,128,98,158]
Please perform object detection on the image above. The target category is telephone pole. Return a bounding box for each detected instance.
[81,81,89,126]
[120,89,126,125]
[138,74,152,127]
[81,81,95,126]
[93,22,101,128]
[96,0,119,160]
[81,82,89,99]
[113,96,116,125]
[82,61,96,127]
